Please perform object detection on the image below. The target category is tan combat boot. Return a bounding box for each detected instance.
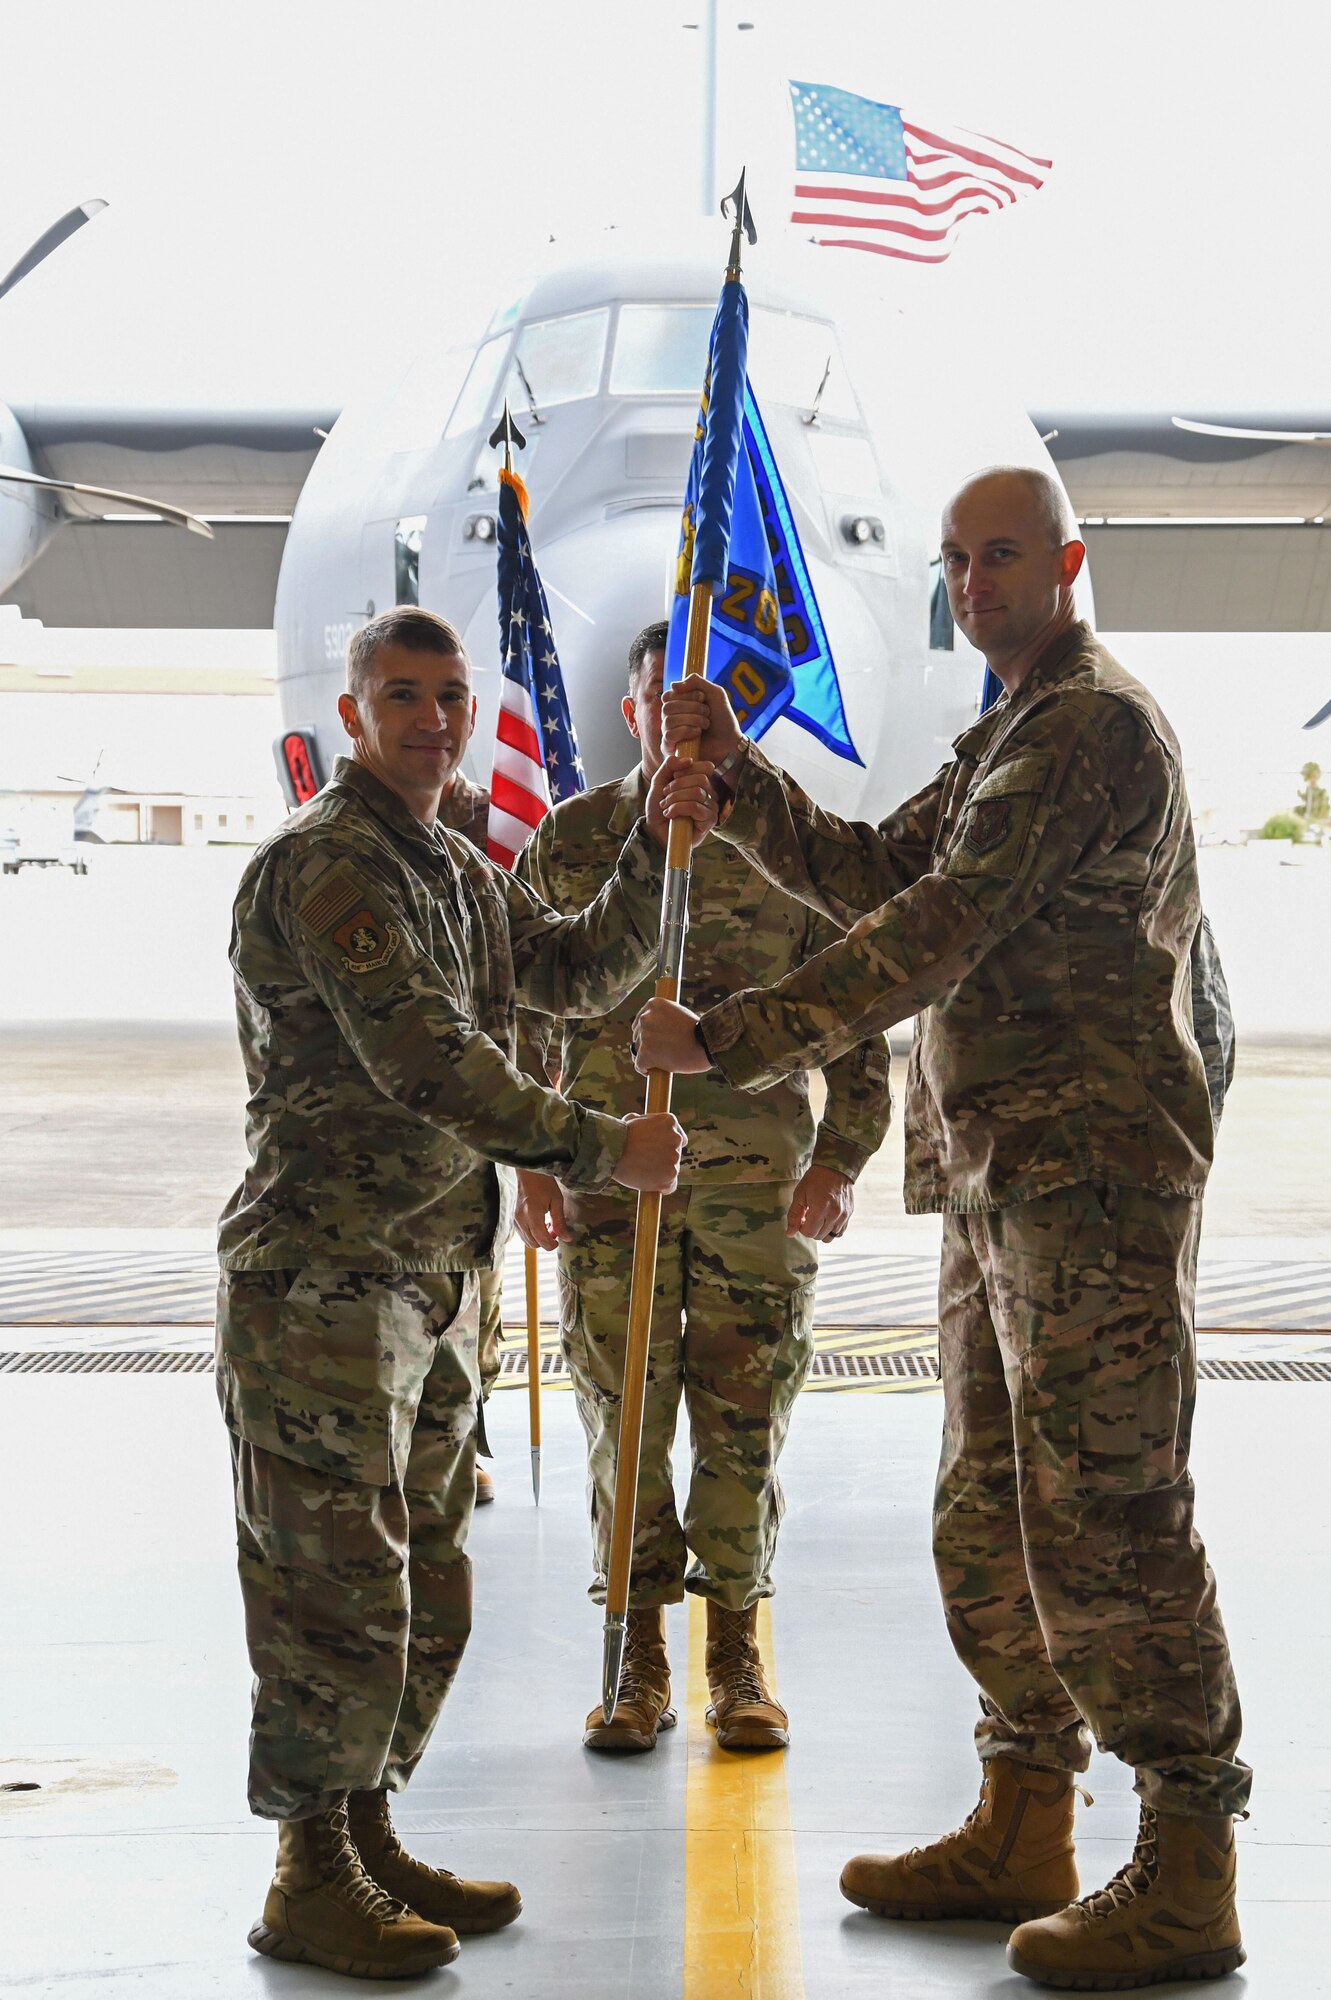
[347,1788,521,1934]
[1007,1804,1245,1988]
[704,1602,790,1751]
[583,1605,676,1753]
[475,1463,495,1505]
[840,1759,1079,1921]
[247,1796,460,1977]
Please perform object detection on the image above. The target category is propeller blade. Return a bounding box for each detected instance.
[0,463,214,538]
[1304,696,1331,731]
[1172,416,1331,445]
[0,200,108,306]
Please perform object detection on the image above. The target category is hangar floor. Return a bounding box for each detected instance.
[2,1371,1326,1999]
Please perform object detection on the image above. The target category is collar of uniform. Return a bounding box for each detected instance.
[330,755,445,851]
[950,620,1093,758]
[607,765,648,836]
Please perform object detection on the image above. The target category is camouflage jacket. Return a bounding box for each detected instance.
[438,767,490,849]
[218,757,664,1272]
[700,623,1216,1213]
[515,767,891,1184]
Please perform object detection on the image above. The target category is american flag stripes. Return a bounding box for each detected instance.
[788,80,1050,265]
[486,468,585,868]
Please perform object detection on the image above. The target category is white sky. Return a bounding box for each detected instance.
[0,0,1328,417]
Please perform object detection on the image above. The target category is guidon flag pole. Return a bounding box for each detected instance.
[601,171,757,1722]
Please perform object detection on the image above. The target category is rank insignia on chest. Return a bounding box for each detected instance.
[333,908,401,973]
[963,796,1013,856]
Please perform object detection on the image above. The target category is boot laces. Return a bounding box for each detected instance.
[615,1615,667,1712]
[319,1801,412,1923]
[709,1618,769,1707]
[1076,1805,1159,1919]
[904,1772,992,1864]
[356,1791,463,1893]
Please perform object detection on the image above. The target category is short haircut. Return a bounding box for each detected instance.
[627,620,670,695]
[951,465,1079,548]
[345,607,468,698]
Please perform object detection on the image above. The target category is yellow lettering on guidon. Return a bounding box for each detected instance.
[730,659,767,707]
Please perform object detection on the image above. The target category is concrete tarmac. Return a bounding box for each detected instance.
[1,1378,1325,1998]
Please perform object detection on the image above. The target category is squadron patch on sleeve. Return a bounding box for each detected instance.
[944,752,1053,879]
[963,796,1013,857]
[294,857,410,984]
[332,908,400,973]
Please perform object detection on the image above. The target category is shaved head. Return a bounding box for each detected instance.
[947,465,1078,550]
[939,466,1086,683]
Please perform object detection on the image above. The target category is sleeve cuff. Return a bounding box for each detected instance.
[696,995,777,1092]
[809,1129,871,1181]
[712,738,770,850]
[560,1107,631,1190]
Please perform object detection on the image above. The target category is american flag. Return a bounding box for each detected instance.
[486,469,585,868]
[789,80,1050,265]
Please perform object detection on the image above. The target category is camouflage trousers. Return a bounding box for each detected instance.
[215,1267,483,1821]
[934,1182,1251,1818]
[559,1181,817,1613]
[478,1263,503,1400]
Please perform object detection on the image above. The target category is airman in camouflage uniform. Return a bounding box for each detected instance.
[436,763,502,1498]
[515,623,891,1754]
[217,608,704,1979]
[640,472,1250,1989]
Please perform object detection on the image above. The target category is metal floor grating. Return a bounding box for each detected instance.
[4,1346,1329,1384]
[0,1245,1329,1331]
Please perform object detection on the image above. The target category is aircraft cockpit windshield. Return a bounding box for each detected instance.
[500,309,610,424]
[607,304,861,428]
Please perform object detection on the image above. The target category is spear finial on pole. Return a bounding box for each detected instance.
[721,168,757,282]
[488,400,527,475]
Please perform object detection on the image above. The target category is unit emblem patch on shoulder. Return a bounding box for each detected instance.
[332,908,401,973]
[963,796,1013,856]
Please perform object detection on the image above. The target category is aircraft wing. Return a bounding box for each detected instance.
[1,405,334,627]
[1033,409,1331,521]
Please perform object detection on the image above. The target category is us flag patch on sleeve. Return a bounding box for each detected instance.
[296,859,405,977]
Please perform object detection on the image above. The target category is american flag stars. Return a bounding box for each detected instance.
[486,471,586,868]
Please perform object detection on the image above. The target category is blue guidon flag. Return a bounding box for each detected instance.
[487,468,585,868]
[665,278,860,764]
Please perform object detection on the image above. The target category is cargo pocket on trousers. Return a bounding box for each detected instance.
[1077,1310,1190,1496]
[557,1265,618,1410]
[216,1351,395,1486]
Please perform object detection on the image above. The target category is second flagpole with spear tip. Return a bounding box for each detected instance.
[601,171,757,1723]
[490,403,543,1505]
[485,396,587,1508]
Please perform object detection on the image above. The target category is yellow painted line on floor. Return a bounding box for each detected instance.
[683,1596,804,2000]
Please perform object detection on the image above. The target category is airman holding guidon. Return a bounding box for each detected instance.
[636,468,1250,1991]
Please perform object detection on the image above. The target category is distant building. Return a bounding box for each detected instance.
[0,608,286,846]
